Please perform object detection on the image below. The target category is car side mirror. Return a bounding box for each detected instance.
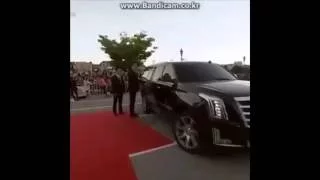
[171,79,178,89]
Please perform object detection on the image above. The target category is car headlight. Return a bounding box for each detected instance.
[199,93,228,120]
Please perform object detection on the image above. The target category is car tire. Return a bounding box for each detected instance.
[142,95,152,114]
[172,113,202,154]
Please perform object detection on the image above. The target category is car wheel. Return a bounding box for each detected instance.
[142,95,152,114]
[173,114,202,154]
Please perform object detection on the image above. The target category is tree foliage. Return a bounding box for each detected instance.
[98,32,157,70]
[231,65,243,74]
[231,65,250,74]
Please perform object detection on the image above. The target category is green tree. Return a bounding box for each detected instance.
[98,32,157,70]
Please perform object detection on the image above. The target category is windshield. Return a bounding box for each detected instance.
[173,63,236,83]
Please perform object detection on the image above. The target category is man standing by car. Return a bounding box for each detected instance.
[111,67,125,116]
[128,63,140,117]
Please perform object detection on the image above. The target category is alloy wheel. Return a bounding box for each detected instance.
[175,116,199,150]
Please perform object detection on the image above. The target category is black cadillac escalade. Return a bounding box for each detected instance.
[140,61,250,153]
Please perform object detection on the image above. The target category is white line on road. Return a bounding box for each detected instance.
[128,142,177,158]
[71,103,142,112]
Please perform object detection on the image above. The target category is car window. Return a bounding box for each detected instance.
[162,64,176,83]
[142,67,155,80]
[173,63,236,82]
[142,69,150,80]
[148,67,156,80]
[152,65,164,81]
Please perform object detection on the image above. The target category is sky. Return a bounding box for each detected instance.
[71,0,250,65]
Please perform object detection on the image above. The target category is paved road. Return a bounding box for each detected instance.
[70,95,250,180]
[134,113,249,180]
[71,92,142,114]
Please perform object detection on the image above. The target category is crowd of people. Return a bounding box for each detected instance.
[70,63,143,117]
[70,69,126,101]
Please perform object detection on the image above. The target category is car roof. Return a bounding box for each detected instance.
[147,61,219,68]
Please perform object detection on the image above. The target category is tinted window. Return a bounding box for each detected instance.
[142,70,149,79]
[147,67,156,80]
[142,67,155,80]
[162,64,176,82]
[152,65,164,81]
[173,63,236,83]
[142,69,150,80]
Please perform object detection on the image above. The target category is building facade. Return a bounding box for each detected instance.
[70,61,113,74]
[71,62,93,73]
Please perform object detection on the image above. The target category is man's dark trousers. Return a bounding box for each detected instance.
[128,68,140,116]
[111,75,125,115]
[129,91,137,115]
[113,94,123,114]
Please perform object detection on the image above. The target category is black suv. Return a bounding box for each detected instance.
[140,61,250,153]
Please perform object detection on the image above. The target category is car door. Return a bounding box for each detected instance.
[159,64,178,111]
[141,66,155,99]
[150,65,165,107]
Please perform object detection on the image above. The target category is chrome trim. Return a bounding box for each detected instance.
[234,96,250,128]
[235,97,250,101]
[212,128,220,144]
[215,144,244,148]
[212,128,246,148]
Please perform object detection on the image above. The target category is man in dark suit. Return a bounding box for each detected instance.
[111,67,125,116]
[128,63,140,117]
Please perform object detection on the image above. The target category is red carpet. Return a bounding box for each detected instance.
[71,111,172,180]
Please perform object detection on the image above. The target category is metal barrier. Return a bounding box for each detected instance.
[73,80,129,97]
[89,82,111,96]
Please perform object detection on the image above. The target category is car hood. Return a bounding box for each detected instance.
[179,80,250,98]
